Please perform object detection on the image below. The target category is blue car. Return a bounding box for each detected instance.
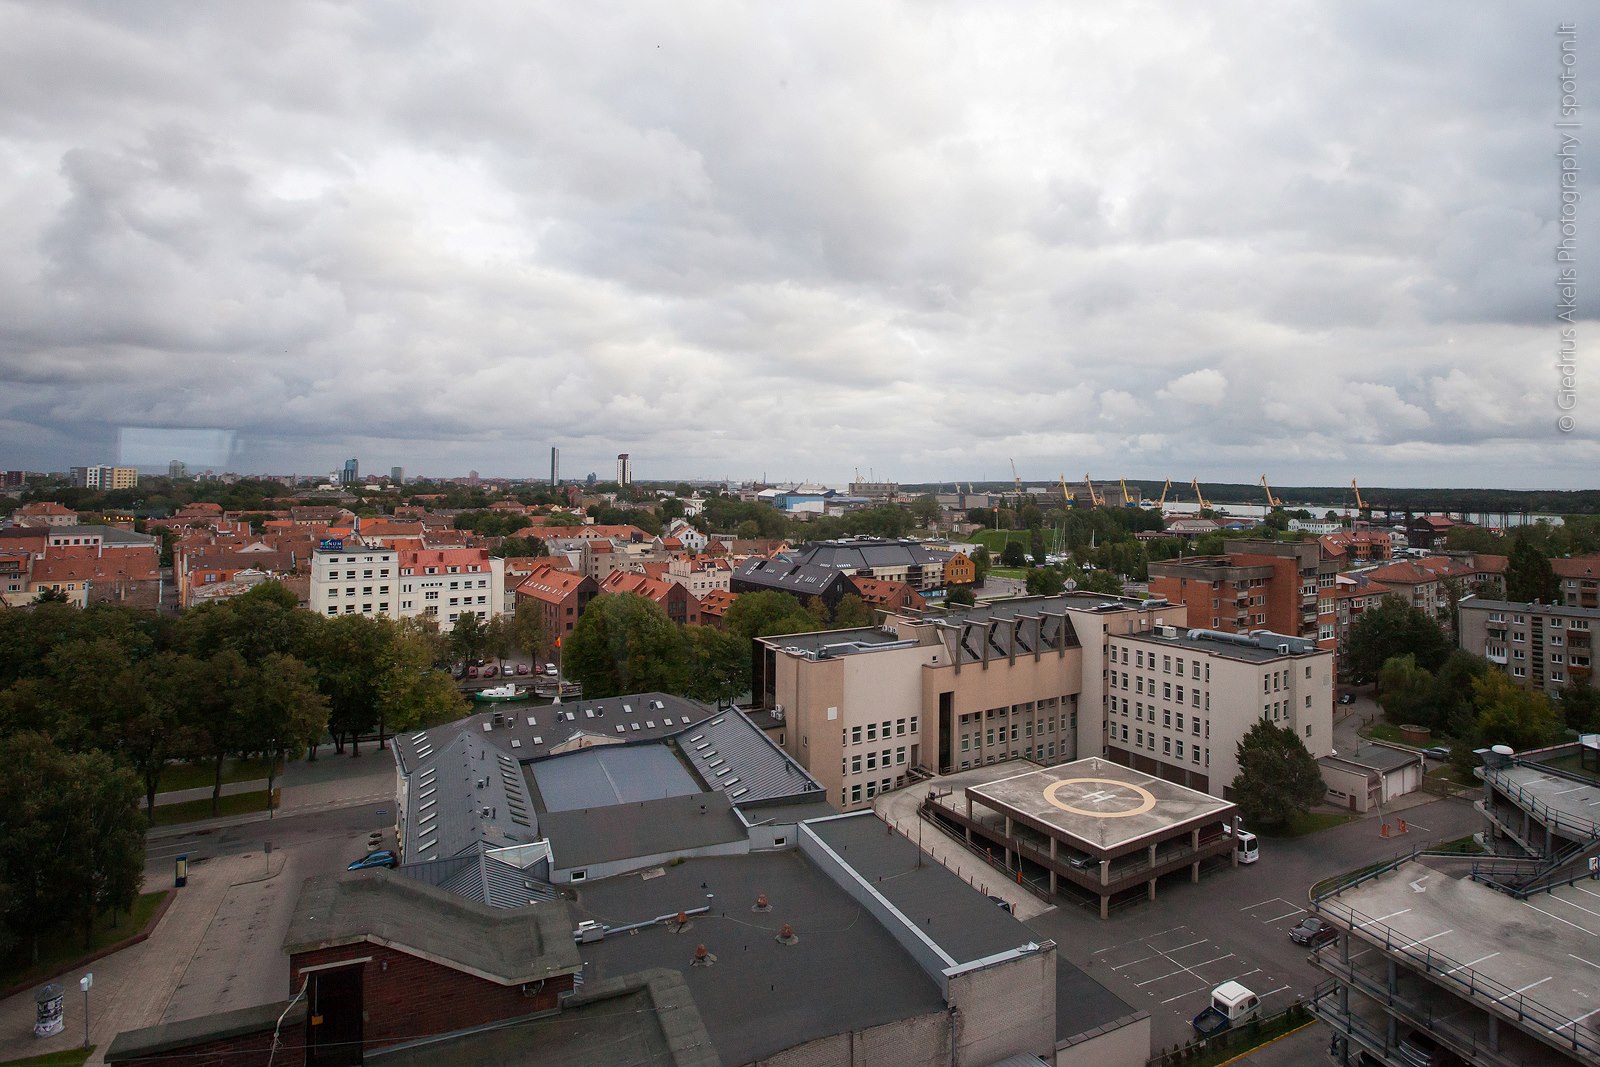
[348,850,398,871]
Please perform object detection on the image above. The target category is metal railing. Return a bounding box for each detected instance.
[1311,895,1600,1061]
[1482,764,1600,842]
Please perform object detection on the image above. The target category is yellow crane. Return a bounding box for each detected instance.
[1010,458,1023,509]
[1350,479,1367,511]
[1191,478,1209,511]
[1082,474,1104,508]
[1259,475,1281,509]
[1146,478,1171,510]
[1119,477,1136,507]
[1060,473,1073,506]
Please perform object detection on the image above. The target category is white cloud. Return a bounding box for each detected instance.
[1156,369,1229,408]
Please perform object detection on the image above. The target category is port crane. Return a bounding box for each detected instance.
[1059,473,1073,506]
[1119,477,1137,507]
[1191,479,1210,511]
[1259,475,1281,509]
[1082,474,1104,508]
[1142,479,1171,511]
[1010,458,1024,510]
[1350,479,1366,511]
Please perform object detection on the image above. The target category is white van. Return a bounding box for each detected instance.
[1224,824,1260,864]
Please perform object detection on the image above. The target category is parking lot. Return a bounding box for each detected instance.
[1088,903,1301,1025]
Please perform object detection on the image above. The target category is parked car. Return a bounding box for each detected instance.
[1423,746,1450,761]
[467,665,480,678]
[544,663,559,676]
[1192,982,1260,1037]
[1397,1028,1448,1067]
[347,850,398,871]
[451,663,465,679]
[1289,916,1338,947]
[515,662,531,675]
[986,895,1013,913]
[481,665,497,678]
[1338,693,1356,705]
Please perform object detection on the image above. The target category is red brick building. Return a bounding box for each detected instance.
[514,568,599,640]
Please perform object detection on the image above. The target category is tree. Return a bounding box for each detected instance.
[1025,567,1066,596]
[1078,569,1126,596]
[910,495,941,527]
[1230,720,1326,829]
[494,535,549,559]
[1342,596,1452,686]
[449,611,489,664]
[1554,677,1600,733]
[947,586,976,607]
[510,598,551,662]
[1472,672,1562,752]
[723,590,823,643]
[970,545,991,584]
[233,653,329,811]
[1431,650,1491,740]
[1000,541,1028,568]
[1376,655,1434,726]
[305,614,393,757]
[1505,534,1558,603]
[564,593,691,698]
[179,651,253,814]
[833,594,874,628]
[120,653,196,817]
[685,625,750,707]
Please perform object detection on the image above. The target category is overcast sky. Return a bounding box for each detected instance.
[0,2,1592,489]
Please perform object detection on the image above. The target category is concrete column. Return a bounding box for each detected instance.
[1488,1015,1500,1052]
[1049,837,1058,861]
[1148,842,1158,868]
[1191,828,1200,850]
[1099,894,1108,919]
[1147,879,1156,901]
[964,827,971,845]
[1005,816,1013,840]
[1191,861,1200,883]
[1100,859,1110,887]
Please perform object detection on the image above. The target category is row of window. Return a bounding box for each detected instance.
[1489,611,1591,631]
[842,747,908,776]
[1113,699,1208,736]
[1111,673,1207,709]
[845,717,917,745]
[845,776,901,805]
[1119,723,1209,766]
[1115,647,1208,681]
[957,739,1060,770]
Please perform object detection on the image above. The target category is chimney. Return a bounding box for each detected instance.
[775,923,799,946]
[752,893,771,913]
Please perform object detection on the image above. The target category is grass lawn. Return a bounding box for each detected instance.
[964,529,1032,552]
[987,567,1030,579]
[1259,810,1356,838]
[0,1049,95,1067]
[1358,722,1406,744]
[1425,764,1476,787]
[148,788,280,827]
[156,757,280,793]
[0,891,165,992]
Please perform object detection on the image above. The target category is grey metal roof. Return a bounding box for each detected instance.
[397,729,540,865]
[531,744,701,811]
[678,708,824,804]
[732,558,855,595]
[284,870,580,985]
[572,851,947,1067]
[540,791,748,870]
[398,840,559,909]
[393,693,717,770]
[788,538,948,571]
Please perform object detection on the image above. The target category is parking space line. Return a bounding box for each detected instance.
[1187,952,1235,969]
[1111,953,1163,971]
[1569,954,1600,970]
[1396,929,1452,951]
[1496,976,1552,1001]
[1524,900,1597,936]
[1551,896,1600,921]
[1444,951,1499,975]
[1159,938,1209,954]
[1355,908,1411,929]
[1262,908,1304,923]
[1256,984,1290,998]
[1554,786,1588,795]
[1161,986,1207,1005]
[1553,1005,1600,1033]
[1136,967,1193,987]
[1239,897,1286,912]
[1403,822,1429,832]
[1093,925,1185,954]
[1572,886,1600,902]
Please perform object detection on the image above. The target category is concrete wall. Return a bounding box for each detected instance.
[948,946,1057,1067]
[1055,1012,1151,1067]
[749,1010,950,1067]
[553,837,750,883]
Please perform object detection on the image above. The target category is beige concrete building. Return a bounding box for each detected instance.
[1458,596,1597,692]
[1104,627,1334,798]
[757,593,1188,812]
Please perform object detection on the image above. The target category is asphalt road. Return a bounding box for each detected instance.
[1022,796,1484,1052]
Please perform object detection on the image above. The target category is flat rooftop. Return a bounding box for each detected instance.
[1117,629,1321,662]
[573,851,947,1066]
[1320,860,1600,1053]
[1486,763,1600,838]
[966,757,1235,853]
[759,626,909,653]
[529,745,700,812]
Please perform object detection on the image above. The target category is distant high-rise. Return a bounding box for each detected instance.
[616,453,632,486]
[342,457,359,485]
[168,460,188,480]
[550,446,560,485]
[71,464,138,490]
[390,466,404,485]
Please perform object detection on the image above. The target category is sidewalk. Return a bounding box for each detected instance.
[140,779,266,809]
[0,851,284,1065]
[144,749,397,839]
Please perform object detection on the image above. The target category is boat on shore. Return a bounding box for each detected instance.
[473,683,532,704]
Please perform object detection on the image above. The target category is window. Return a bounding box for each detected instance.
[570,870,587,882]
[851,754,861,773]
[1305,725,1312,737]
[867,723,877,741]
[897,747,906,765]
[896,718,907,735]
[866,752,877,770]
[852,726,862,744]
[1136,729,1144,746]
[910,716,918,733]
[851,784,862,803]
[1176,740,1184,757]
[1163,737,1171,754]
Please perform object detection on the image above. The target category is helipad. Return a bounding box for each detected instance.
[965,757,1235,853]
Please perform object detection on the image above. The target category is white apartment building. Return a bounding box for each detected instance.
[665,556,730,598]
[311,543,505,626]
[1104,627,1334,798]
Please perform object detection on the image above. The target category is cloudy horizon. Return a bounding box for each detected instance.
[0,2,1592,489]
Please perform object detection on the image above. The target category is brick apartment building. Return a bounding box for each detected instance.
[1556,552,1600,609]
[513,565,599,641]
[1148,539,1338,650]
[1458,597,1597,693]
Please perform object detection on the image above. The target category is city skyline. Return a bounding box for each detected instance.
[0,4,1592,488]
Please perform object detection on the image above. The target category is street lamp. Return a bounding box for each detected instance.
[79,973,92,1049]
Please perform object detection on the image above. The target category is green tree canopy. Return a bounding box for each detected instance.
[1505,534,1558,603]
[1471,672,1562,752]
[832,594,874,629]
[1342,596,1451,685]
[1377,655,1434,726]
[685,625,750,707]
[1000,541,1028,568]
[1025,567,1067,596]
[564,593,691,699]
[946,586,976,607]
[1230,719,1326,829]
[723,590,824,643]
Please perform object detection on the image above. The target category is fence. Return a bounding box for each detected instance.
[1145,1000,1312,1067]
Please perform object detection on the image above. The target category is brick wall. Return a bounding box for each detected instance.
[290,942,571,1051]
[750,1010,949,1067]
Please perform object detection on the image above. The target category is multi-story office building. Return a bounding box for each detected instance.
[1458,596,1597,692]
[1103,627,1334,797]
[342,457,359,485]
[616,452,632,486]
[1148,539,1338,650]
[70,464,138,490]
[311,542,397,618]
[755,593,1184,812]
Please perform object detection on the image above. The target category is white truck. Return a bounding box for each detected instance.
[1191,981,1261,1037]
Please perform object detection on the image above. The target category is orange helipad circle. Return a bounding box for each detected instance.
[1043,777,1157,818]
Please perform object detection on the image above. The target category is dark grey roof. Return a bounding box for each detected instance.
[398,730,540,864]
[803,812,1040,965]
[573,851,947,1066]
[754,625,906,653]
[789,538,947,571]
[732,558,856,595]
[1120,628,1323,662]
[394,694,717,772]
[370,970,719,1067]
[678,709,824,804]
[734,796,839,824]
[930,591,1140,623]
[398,841,558,909]
[1460,597,1600,620]
[284,870,580,984]
[531,744,701,811]
[541,791,749,870]
[1322,744,1424,774]
[106,999,305,1063]
[1049,955,1143,1044]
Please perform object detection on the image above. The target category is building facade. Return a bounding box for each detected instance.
[1458,597,1597,693]
[71,464,138,490]
[1149,540,1338,650]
